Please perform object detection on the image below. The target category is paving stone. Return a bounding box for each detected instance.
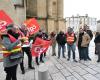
[72,66,88,75]
[66,76,78,80]
[60,69,71,77]
[51,72,66,80]
[95,74,100,79]
[84,67,98,75]
[72,72,85,80]
[55,63,64,70]
[83,74,99,80]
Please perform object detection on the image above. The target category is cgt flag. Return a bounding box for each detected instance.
[0,10,13,32]
[23,18,40,35]
[31,38,51,57]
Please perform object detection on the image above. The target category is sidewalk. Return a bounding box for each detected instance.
[0,40,100,80]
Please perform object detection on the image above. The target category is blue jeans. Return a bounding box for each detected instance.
[58,44,65,57]
[81,47,88,60]
[67,44,76,59]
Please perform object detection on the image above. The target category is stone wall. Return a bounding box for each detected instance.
[0,0,18,24]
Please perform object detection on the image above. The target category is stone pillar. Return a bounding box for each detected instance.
[57,0,63,18]
[38,64,48,80]
[15,0,26,25]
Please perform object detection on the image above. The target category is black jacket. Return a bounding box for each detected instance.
[86,30,93,40]
[94,34,100,44]
[56,33,66,45]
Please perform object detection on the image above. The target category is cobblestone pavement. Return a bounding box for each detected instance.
[0,40,100,80]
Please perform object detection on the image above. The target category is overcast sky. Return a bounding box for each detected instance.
[64,0,100,20]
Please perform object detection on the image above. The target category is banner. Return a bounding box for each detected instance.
[0,10,13,32]
[31,38,51,57]
[23,18,40,35]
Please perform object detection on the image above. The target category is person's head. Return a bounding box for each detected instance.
[21,24,28,31]
[50,31,56,37]
[67,27,73,34]
[7,24,20,38]
[84,24,90,31]
[59,31,64,35]
[79,28,84,33]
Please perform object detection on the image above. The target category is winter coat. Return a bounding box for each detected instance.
[81,32,91,47]
[56,33,66,45]
[1,35,22,68]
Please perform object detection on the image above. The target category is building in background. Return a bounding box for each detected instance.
[0,0,66,33]
[66,14,97,33]
[97,20,100,32]
[26,0,66,33]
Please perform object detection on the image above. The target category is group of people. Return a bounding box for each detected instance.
[0,23,100,80]
[51,25,93,62]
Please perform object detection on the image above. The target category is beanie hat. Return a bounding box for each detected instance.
[6,24,14,30]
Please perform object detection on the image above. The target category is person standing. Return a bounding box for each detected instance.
[80,29,91,61]
[1,24,23,80]
[56,31,66,59]
[20,25,35,74]
[66,28,77,62]
[42,31,48,57]
[84,25,93,60]
[50,32,56,56]
[34,30,44,65]
[78,28,85,61]
[94,32,100,62]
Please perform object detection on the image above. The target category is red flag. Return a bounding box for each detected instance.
[31,38,51,57]
[23,18,40,35]
[0,10,13,32]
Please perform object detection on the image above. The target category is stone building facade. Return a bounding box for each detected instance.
[0,0,66,33]
[26,0,66,33]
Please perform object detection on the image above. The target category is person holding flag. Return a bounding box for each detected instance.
[20,24,35,74]
[1,24,23,80]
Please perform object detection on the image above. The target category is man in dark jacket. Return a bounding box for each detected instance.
[94,32,100,62]
[56,31,66,59]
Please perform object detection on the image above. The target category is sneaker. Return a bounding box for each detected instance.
[88,58,91,61]
[63,56,66,58]
[73,59,77,62]
[40,60,44,63]
[29,66,35,69]
[36,62,40,65]
[97,60,100,62]
[67,58,70,61]
[22,70,25,74]
[58,57,60,59]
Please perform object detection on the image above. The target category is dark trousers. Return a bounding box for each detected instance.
[4,64,18,80]
[86,46,91,59]
[58,44,65,57]
[20,47,32,72]
[81,47,88,60]
[36,53,43,63]
[78,47,84,60]
[96,44,100,61]
[67,44,76,59]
